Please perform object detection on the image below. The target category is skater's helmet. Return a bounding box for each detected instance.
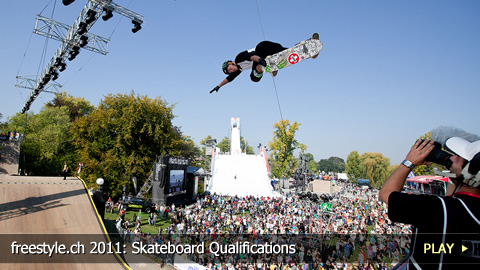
[222,60,235,74]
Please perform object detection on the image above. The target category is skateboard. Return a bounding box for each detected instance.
[264,33,323,74]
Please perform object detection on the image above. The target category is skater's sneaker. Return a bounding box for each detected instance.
[305,33,320,42]
[253,69,263,79]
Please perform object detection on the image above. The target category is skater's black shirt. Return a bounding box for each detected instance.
[226,41,286,83]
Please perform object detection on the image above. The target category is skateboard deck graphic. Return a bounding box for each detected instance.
[264,33,323,73]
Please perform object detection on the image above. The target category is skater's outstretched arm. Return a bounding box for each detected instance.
[210,78,229,94]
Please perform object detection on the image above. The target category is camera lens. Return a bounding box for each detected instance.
[425,141,453,169]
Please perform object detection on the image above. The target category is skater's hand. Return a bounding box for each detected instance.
[258,57,267,67]
[210,86,220,94]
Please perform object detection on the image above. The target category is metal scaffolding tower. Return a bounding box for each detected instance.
[18,0,144,114]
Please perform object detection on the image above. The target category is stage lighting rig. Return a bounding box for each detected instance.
[132,20,142,33]
[19,0,144,114]
[43,75,51,84]
[59,63,67,72]
[77,22,88,35]
[63,0,75,6]
[79,35,88,48]
[68,46,80,61]
[102,8,113,21]
[85,9,97,24]
[52,71,59,81]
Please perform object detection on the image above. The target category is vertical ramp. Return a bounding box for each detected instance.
[208,154,280,197]
[0,175,129,269]
[207,117,280,197]
[0,141,20,175]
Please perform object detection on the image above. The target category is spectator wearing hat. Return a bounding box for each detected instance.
[379,138,480,269]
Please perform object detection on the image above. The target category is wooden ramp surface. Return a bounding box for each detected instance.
[0,175,129,270]
[0,141,20,175]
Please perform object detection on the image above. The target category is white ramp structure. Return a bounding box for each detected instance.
[207,118,281,197]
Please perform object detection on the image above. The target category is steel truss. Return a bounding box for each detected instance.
[19,0,144,113]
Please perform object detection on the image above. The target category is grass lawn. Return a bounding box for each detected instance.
[104,209,172,235]
[326,225,400,268]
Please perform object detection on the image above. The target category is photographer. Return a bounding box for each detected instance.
[379,138,480,269]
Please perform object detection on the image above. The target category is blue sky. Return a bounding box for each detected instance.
[1,0,479,164]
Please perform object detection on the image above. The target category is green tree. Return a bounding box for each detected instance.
[0,112,5,131]
[200,135,214,154]
[268,119,306,178]
[6,107,73,175]
[360,152,390,188]
[318,156,346,173]
[217,137,230,153]
[2,112,30,135]
[303,153,314,162]
[46,91,94,121]
[216,136,254,154]
[308,159,319,174]
[71,92,191,197]
[241,137,255,155]
[199,135,215,170]
[318,159,334,173]
[345,151,362,183]
[177,133,201,167]
[388,164,398,179]
[329,156,346,172]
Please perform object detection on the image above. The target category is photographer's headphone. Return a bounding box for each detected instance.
[460,152,480,188]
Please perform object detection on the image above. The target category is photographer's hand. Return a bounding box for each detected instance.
[379,140,435,204]
[406,140,435,166]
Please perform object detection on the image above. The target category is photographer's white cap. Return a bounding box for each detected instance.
[445,137,480,187]
[445,137,480,161]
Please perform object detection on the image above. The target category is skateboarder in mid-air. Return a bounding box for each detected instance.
[210,41,287,94]
[210,33,321,94]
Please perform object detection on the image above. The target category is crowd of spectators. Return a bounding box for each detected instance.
[0,130,21,141]
[111,180,412,269]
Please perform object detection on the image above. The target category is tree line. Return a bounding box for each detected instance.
[0,91,438,195]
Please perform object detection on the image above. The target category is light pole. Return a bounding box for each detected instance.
[93,178,105,220]
[205,139,217,172]
[96,177,104,190]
